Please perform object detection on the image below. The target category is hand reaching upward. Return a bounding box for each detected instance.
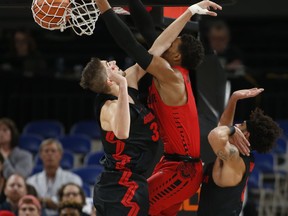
[231,88,264,101]
[188,0,222,16]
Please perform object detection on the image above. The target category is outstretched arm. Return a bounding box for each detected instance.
[128,0,158,47]
[95,0,153,71]
[219,88,264,126]
[218,88,264,155]
[149,1,222,56]
[95,0,221,80]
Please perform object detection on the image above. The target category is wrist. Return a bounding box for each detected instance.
[118,82,128,96]
[228,126,236,136]
[188,4,208,15]
[118,79,127,88]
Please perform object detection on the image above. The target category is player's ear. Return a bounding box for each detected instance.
[173,53,181,64]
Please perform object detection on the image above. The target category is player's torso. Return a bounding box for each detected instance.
[147,66,200,157]
[97,88,160,174]
[198,156,253,216]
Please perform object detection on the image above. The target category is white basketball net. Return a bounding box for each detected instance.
[31,0,100,36]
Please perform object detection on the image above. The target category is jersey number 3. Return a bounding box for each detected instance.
[150,122,159,142]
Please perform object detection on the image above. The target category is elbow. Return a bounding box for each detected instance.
[114,130,129,140]
[208,129,218,144]
[208,129,227,147]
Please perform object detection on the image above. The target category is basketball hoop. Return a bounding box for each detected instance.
[31,0,100,36]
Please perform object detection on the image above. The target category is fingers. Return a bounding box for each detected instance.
[249,88,264,97]
[203,1,222,16]
[253,88,264,93]
[206,11,218,16]
[235,139,250,156]
[241,140,250,156]
[206,1,222,10]
[249,87,264,92]
[234,127,250,156]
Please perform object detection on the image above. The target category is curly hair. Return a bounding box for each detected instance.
[179,34,204,71]
[80,57,110,93]
[246,108,282,153]
[0,118,19,149]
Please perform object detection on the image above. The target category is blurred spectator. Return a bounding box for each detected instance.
[18,195,41,216]
[0,29,47,77]
[58,200,82,216]
[0,174,27,214]
[26,184,38,198]
[0,210,16,216]
[26,138,82,216]
[0,118,33,179]
[207,20,245,77]
[206,20,259,120]
[58,182,89,216]
[0,153,6,203]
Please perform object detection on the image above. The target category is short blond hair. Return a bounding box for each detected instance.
[39,138,63,153]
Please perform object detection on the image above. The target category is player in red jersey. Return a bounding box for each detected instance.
[127,0,219,214]
[93,0,221,215]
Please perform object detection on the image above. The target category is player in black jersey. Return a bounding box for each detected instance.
[80,59,160,216]
[197,88,281,216]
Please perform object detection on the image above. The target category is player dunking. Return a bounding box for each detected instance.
[80,60,160,216]
[197,88,281,216]
[92,0,221,215]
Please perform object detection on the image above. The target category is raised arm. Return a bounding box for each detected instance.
[100,66,130,139]
[149,1,222,56]
[208,125,242,162]
[95,0,153,72]
[95,0,221,80]
[219,88,264,126]
[217,88,264,155]
[128,0,158,47]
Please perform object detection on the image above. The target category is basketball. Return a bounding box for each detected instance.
[32,0,70,29]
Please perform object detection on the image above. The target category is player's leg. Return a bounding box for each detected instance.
[148,159,203,215]
[93,171,149,216]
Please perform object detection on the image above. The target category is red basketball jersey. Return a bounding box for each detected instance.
[148,66,200,157]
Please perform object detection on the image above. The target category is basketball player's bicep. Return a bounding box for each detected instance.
[216,145,239,162]
[146,56,176,83]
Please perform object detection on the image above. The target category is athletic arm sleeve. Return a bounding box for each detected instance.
[128,0,159,47]
[101,9,153,70]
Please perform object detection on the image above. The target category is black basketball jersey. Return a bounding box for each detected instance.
[197,154,255,216]
[94,87,160,175]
